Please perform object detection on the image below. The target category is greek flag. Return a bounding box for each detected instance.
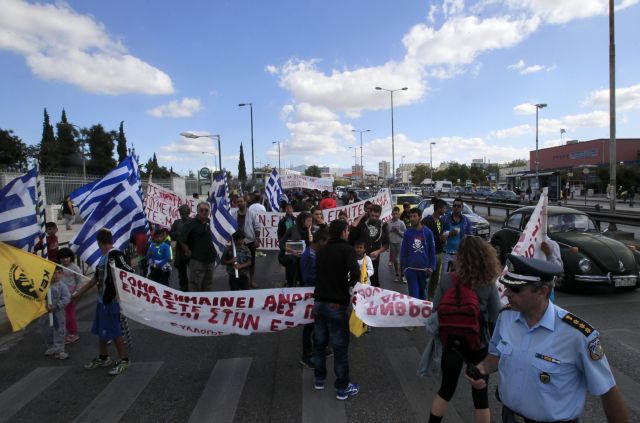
[210,170,230,209]
[207,178,238,258]
[70,170,148,268]
[0,168,40,250]
[265,169,284,212]
[70,156,137,219]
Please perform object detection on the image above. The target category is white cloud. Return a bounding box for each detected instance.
[508,59,555,75]
[489,124,532,139]
[147,98,203,118]
[160,135,218,160]
[0,0,174,95]
[513,103,536,115]
[584,84,640,111]
[427,4,438,24]
[504,0,638,24]
[443,0,465,17]
[490,110,610,140]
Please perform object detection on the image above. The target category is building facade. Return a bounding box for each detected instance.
[531,138,640,171]
[378,161,390,179]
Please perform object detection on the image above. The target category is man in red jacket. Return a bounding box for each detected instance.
[319,190,336,209]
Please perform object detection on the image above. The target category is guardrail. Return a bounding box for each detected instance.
[460,197,640,228]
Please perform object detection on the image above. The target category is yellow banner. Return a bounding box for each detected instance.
[0,242,56,331]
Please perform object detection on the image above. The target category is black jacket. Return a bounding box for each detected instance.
[314,238,360,305]
[348,218,389,256]
[422,215,444,254]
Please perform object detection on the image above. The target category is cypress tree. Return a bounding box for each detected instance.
[56,108,80,172]
[238,143,247,182]
[38,108,57,171]
[117,121,127,163]
[86,124,116,175]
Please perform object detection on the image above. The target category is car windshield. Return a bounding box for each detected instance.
[399,196,421,205]
[548,213,598,233]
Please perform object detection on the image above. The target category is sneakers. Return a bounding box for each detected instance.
[314,378,325,390]
[393,276,400,283]
[84,356,112,370]
[54,351,69,360]
[65,334,80,344]
[108,359,130,376]
[336,383,360,400]
[401,277,407,284]
[44,347,57,356]
[300,357,315,369]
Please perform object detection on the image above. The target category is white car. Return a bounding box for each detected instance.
[418,198,491,239]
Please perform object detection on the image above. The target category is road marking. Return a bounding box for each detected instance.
[385,347,465,423]
[188,357,252,423]
[0,366,70,423]
[73,361,162,423]
[302,359,347,423]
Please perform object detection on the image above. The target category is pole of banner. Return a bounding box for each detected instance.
[36,164,54,328]
[232,241,240,279]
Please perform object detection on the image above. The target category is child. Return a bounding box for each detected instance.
[299,229,329,368]
[388,206,406,282]
[40,266,71,360]
[354,240,374,284]
[146,229,172,285]
[35,222,59,263]
[58,247,83,344]
[221,230,252,290]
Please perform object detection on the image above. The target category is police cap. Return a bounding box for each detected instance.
[499,254,563,286]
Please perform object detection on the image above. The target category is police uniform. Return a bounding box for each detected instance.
[490,255,616,423]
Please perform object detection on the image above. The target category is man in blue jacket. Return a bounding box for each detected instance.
[400,208,436,301]
[441,198,472,274]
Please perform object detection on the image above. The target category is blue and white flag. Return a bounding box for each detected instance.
[210,170,230,210]
[70,156,137,220]
[265,169,284,212]
[0,168,40,250]
[70,171,148,268]
[207,180,238,258]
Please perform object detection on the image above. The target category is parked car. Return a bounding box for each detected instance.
[390,188,409,195]
[490,206,640,291]
[418,198,491,239]
[486,190,520,203]
[452,186,464,196]
[462,186,475,196]
[392,193,422,207]
[472,187,493,199]
[355,189,373,200]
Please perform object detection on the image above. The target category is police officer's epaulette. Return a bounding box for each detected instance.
[499,304,513,314]
[561,312,594,337]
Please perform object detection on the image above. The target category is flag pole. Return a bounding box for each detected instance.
[36,165,53,328]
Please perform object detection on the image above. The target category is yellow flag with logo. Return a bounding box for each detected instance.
[0,242,55,331]
[349,257,369,337]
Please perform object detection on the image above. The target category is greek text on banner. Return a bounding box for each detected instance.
[144,182,198,227]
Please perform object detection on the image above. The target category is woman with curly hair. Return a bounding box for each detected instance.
[428,236,502,423]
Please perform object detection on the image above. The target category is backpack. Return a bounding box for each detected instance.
[438,273,483,350]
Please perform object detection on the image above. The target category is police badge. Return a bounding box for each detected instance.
[588,337,605,361]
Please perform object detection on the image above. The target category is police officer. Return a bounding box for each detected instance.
[466,254,629,423]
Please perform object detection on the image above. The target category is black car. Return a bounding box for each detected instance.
[486,190,520,203]
[472,187,493,199]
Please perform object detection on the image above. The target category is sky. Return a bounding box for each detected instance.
[1,0,639,177]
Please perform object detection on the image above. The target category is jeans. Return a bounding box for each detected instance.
[441,252,457,274]
[405,268,429,300]
[312,302,350,390]
[369,258,381,287]
[302,322,314,359]
[427,253,442,300]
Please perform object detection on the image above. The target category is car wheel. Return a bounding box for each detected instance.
[491,239,506,264]
[554,272,576,292]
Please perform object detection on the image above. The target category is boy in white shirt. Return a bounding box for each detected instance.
[354,240,374,284]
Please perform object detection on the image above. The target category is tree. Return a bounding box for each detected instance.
[56,109,81,172]
[0,129,30,170]
[141,153,177,179]
[38,108,58,172]
[116,121,128,163]
[86,124,116,175]
[410,164,429,185]
[238,143,247,182]
[305,165,321,177]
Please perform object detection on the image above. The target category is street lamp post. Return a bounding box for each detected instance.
[534,103,547,191]
[238,103,255,183]
[349,147,358,186]
[430,142,436,182]
[180,132,222,171]
[271,141,281,174]
[352,129,370,188]
[375,86,408,186]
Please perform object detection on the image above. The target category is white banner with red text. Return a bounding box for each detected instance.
[113,266,315,336]
[281,174,334,192]
[352,283,433,327]
[257,189,393,250]
[496,188,548,303]
[144,182,198,227]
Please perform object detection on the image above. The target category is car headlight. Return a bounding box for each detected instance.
[578,258,592,273]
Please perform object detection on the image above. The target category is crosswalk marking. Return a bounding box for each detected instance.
[0,366,70,423]
[73,362,162,423]
[301,360,347,423]
[188,357,252,423]
[385,347,465,423]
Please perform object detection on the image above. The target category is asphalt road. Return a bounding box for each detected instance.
[1,251,639,423]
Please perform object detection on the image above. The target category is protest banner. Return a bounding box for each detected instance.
[144,182,198,227]
[256,189,393,250]
[352,283,433,327]
[496,188,548,303]
[281,174,333,192]
[113,266,314,336]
